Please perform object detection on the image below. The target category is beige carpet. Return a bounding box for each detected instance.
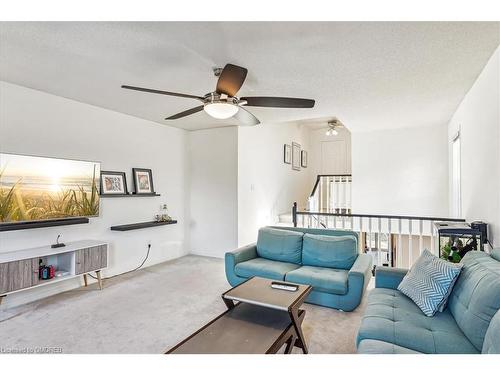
[0,255,369,354]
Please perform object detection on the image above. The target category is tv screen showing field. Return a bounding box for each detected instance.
[0,153,100,223]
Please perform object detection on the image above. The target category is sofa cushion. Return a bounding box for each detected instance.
[234,257,300,281]
[448,251,500,351]
[357,288,478,353]
[482,309,500,354]
[302,233,358,270]
[357,339,421,354]
[397,249,462,317]
[256,227,303,264]
[285,266,348,295]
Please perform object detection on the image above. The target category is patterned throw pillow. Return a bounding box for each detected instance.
[398,249,463,317]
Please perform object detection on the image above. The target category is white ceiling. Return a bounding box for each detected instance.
[0,22,498,132]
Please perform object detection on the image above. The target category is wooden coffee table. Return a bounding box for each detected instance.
[166,277,312,354]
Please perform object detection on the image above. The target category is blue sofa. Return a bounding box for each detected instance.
[356,248,500,354]
[225,226,373,311]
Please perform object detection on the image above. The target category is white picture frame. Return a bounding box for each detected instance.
[292,142,301,171]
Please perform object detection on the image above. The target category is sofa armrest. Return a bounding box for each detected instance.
[348,253,373,291]
[375,266,408,290]
[224,243,258,287]
[226,243,257,265]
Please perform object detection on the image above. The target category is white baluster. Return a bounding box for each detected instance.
[388,218,392,267]
[326,177,330,213]
[343,176,347,213]
[430,220,435,255]
[398,219,402,268]
[368,217,373,255]
[335,177,340,213]
[408,219,413,268]
[377,217,382,266]
[419,219,423,255]
[359,217,364,253]
[319,178,323,212]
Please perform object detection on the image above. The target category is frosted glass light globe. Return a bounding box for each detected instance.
[204,103,239,119]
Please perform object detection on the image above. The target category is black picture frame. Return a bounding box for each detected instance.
[284,144,292,164]
[132,168,155,195]
[301,150,308,168]
[100,171,128,195]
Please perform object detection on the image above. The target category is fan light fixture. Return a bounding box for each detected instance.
[326,128,338,136]
[121,63,315,126]
[204,102,239,119]
[326,120,341,136]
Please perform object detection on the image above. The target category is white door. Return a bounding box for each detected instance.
[321,140,347,174]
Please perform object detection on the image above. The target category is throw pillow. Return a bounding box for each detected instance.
[397,249,463,317]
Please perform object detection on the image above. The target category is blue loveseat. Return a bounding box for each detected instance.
[225,226,373,311]
[356,248,500,354]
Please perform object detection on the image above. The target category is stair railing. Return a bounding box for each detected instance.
[292,202,465,269]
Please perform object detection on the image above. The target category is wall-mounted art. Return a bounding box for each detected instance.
[292,142,301,171]
[301,150,308,168]
[0,153,100,223]
[132,168,155,194]
[284,144,291,164]
[100,171,128,195]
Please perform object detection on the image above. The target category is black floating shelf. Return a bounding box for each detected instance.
[0,217,90,232]
[110,220,178,231]
[100,193,161,198]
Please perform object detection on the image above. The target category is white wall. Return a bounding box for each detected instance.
[188,127,238,257]
[0,81,189,308]
[351,124,449,217]
[238,122,311,246]
[448,46,500,246]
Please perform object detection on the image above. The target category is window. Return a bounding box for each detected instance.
[451,132,462,217]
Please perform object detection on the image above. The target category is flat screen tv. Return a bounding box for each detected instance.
[0,153,100,224]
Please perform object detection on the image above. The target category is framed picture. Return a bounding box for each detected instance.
[100,171,128,195]
[284,144,291,164]
[132,168,155,194]
[292,142,301,171]
[301,150,308,168]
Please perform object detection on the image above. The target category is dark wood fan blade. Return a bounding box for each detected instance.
[165,105,204,120]
[232,106,260,126]
[215,64,248,97]
[122,85,205,102]
[240,96,315,108]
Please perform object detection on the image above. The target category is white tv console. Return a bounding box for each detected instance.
[0,240,108,305]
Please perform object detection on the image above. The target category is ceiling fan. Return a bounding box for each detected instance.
[121,64,315,126]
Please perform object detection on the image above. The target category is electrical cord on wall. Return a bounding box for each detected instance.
[87,243,152,282]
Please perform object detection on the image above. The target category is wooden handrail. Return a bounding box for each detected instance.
[295,208,465,223]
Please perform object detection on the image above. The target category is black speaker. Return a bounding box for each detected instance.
[470,221,488,244]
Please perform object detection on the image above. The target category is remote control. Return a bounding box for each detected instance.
[271,281,298,292]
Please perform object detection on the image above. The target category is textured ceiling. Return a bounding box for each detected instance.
[0,22,498,131]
